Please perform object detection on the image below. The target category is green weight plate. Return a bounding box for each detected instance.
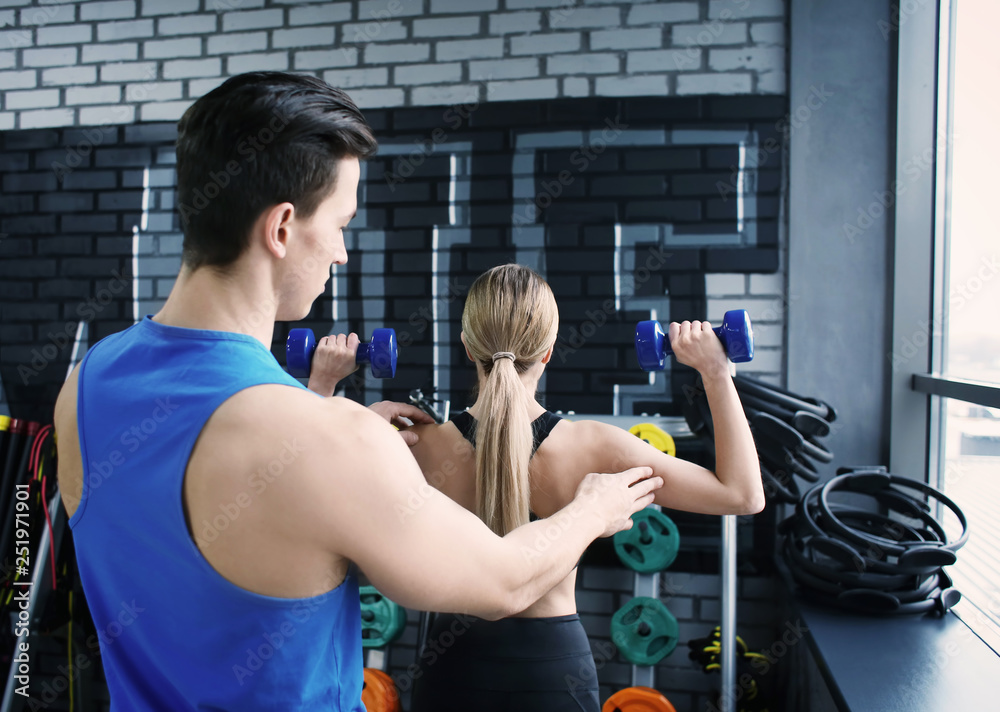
[613,508,680,573]
[359,585,407,649]
[611,597,679,666]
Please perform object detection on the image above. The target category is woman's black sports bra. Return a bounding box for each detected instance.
[449,410,563,456]
[448,409,565,523]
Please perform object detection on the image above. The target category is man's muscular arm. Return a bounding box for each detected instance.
[283,396,661,619]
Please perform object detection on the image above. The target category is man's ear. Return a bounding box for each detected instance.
[460,332,475,362]
[541,343,555,364]
[262,202,295,259]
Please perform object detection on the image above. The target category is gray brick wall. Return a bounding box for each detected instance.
[706,273,787,375]
[0,0,787,129]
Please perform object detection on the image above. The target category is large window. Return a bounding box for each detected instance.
[942,3,1000,382]
[918,0,1000,651]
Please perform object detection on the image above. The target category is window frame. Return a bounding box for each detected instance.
[891,0,1000,647]
[888,0,945,480]
[892,0,1000,448]
[912,375,1000,410]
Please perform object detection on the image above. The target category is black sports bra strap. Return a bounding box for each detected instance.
[450,410,476,446]
[449,410,563,456]
[530,411,563,451]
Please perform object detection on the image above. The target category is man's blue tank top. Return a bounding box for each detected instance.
[70,316,363,711]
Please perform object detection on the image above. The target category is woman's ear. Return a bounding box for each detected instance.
[460,331,475,362]
[541,343,555,364]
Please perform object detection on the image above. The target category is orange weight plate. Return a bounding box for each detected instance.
[361,668,400,712]
[602,686,677,712]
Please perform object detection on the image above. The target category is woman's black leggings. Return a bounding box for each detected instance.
[409,613,600,712]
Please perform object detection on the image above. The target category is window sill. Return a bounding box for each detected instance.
[780,566,999,711]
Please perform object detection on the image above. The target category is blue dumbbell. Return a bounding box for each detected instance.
[635,309,754,370]
[286,328,398,379]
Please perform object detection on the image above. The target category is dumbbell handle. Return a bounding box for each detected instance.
[635,309,754,370]
[665,324,730,356]
[286,328,397,379]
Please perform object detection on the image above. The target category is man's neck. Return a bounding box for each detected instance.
[153,262,278,347]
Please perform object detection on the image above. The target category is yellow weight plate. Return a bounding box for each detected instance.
[629,423,676,457]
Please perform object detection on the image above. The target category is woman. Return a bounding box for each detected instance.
[407,264,764,712]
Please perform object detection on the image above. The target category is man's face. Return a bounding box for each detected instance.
[278,157,360,321]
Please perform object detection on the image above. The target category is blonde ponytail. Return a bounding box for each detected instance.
[462,264,559,536]
[473,357,533,535]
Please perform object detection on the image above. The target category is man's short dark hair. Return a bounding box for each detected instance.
[176,71,378,269]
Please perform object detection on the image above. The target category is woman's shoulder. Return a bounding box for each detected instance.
[406,420,474,469]
[406,420,459,448]
[527,417,628,515]
[531,416,621,466]
[541,415,618,442]
[536,416,644,471]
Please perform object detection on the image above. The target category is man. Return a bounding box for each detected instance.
[54,72,661,711]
